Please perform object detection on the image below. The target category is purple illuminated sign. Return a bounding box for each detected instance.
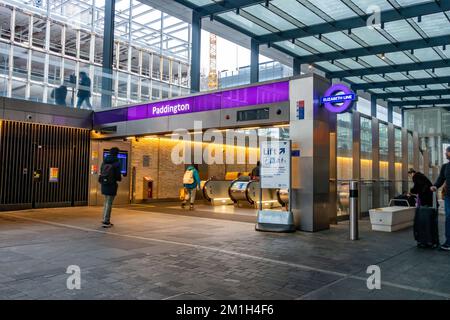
[321,84,356,113]
[94,81,289,126]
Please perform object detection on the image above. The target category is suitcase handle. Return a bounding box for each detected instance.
[389,199,410,207]
[433,191,438,210]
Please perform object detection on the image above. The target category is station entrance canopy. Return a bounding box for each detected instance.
[171,0,450,109]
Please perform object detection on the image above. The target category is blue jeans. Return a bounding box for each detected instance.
[103,195,115,224]
[445,195,450,246]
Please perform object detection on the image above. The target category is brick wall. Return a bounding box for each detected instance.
[130,138,258,201]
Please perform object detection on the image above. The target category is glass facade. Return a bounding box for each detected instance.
[405,108,449,181]
[0,0,191,109]
[394,128,403,195]
[360,116,373,213]
[379,122,390,206]
[336,112,352,216]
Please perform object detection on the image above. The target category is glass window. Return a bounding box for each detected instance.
[360,116,372,180]
[377,105,388,122]
[379,123,389,180]
[393,111,402,127]
[79,31,91,61]
[337,112,353,180]
[49,22,63,54]
[11,79,26,100]
[29,83,44,103]
[14,11,30,44]
[395,128,403,195]
[0,42,10,77]
[32,16,46,49]
[30,50,45,82]
[357,98,371,116]
[12,46,28,79]
[48,55,62,85]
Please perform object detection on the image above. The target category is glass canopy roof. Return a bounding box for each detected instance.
[175,0,450,109]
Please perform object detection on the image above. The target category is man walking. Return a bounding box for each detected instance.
[98,147,122,227]
[76,71,92,109]
[431,146,450,251]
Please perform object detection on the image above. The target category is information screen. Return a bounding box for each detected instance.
[237,108,270,122]
[103,150,128,175]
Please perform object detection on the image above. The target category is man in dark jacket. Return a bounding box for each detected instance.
[76,71,92,110]
[431,145,450,251]
[99,147,122,227]
[409,168,433,206]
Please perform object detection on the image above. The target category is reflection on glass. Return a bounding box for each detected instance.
[337,112,353,180]
[395,128,403,195]
[360,116,372,180]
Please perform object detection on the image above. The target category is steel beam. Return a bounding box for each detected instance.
[101,0,115,109]
[250,38,259,83]
[190,10,201,92]
[255,1,450,44]
[328,59,450,79]
[375,89,450,99]
[353,76,450,90]
[389,98,450,107]
[177,0,268,17]
[285,35,450,65]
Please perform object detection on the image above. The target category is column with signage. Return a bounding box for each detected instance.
[289,75,344,232]
[256,140,295,232]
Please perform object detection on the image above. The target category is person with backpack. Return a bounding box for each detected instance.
[431,145,450,251]
[181,165,200,210]
[98,147,122,227]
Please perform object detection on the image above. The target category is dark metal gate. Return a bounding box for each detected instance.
[0,120,90,211]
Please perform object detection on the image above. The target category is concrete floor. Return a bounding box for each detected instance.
[0,205,449,300]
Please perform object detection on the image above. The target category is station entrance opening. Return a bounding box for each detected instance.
[92,74,420,232]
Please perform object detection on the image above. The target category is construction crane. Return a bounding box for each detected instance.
[208,33,218,90]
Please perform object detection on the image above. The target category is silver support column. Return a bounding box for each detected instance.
[349,180,359,240]
[289,74,333,232]
[329,109,338,225]
[352,111,361,216]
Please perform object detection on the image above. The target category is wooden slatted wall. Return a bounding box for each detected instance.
[0,120,90,210]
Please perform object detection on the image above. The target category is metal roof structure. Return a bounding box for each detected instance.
[172,0,450,109]
[15,0,190,61]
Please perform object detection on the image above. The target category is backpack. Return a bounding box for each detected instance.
[183,169,194,184]
[99,163,116,185]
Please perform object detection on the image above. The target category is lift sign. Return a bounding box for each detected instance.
[260,140,290,189]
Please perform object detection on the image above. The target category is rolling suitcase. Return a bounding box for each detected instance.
[413,192,439,248]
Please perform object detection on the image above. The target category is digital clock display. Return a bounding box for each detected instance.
[237,108,270,122]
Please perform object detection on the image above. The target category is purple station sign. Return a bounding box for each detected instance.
[94,81,289,126]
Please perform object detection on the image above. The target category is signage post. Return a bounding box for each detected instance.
[256,140,295,232]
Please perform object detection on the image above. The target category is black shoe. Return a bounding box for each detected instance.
[102,222,113,228]
[181,203,186,209]
[440,244,450,251]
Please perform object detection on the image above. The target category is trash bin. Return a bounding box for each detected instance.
[143,177,153,200]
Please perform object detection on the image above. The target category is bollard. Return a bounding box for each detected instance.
[349,180,359,240]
